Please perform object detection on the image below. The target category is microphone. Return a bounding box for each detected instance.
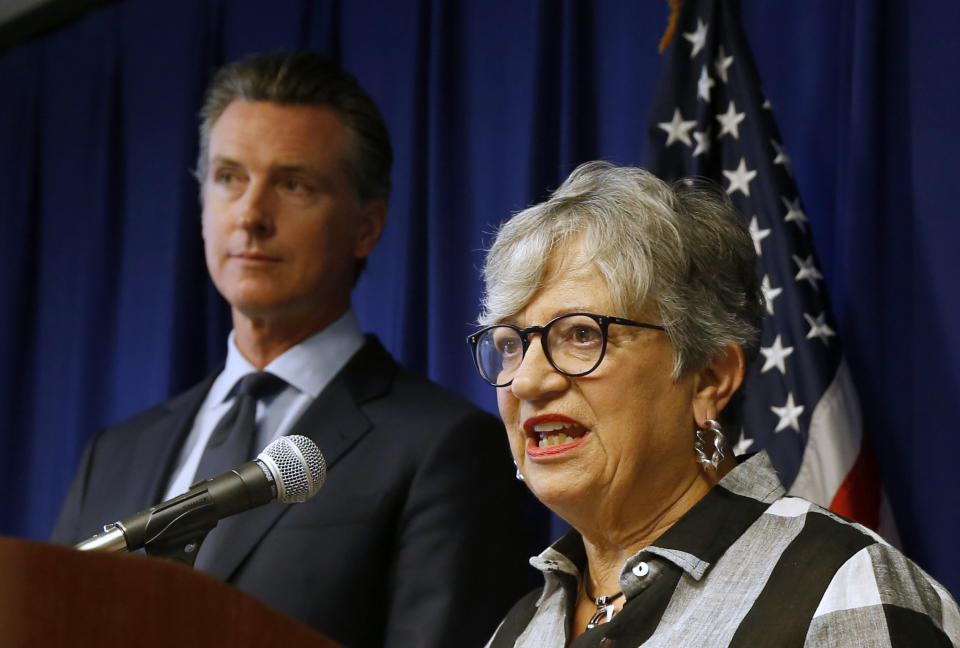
[75,435,326,560]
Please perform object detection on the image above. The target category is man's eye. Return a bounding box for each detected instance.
[216,171,236,184]
[282,178,313,194]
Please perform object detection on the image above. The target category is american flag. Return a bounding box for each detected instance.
[647,0,896,538]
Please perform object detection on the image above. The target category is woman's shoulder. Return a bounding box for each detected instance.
[752,495,960,646]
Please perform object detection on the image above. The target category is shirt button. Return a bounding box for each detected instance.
[632,561,649,578]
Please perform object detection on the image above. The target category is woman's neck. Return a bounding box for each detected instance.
[570,458,735,633]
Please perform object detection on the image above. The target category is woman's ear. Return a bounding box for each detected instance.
[692,341,745,425]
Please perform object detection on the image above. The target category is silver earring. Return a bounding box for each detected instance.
[695,419,728,471]
[513,459,525,482]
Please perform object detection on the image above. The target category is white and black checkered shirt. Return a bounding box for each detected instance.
[487,452,959,647]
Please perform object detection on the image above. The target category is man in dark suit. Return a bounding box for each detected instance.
[51,52,540,647]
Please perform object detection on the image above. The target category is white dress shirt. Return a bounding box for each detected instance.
[163,309,365,499]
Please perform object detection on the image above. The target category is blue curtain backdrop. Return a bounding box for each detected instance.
[2,0,958,597]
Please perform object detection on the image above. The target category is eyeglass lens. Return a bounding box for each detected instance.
[475,314,605,385]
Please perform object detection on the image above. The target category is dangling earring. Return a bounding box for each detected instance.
[513,459,525,482]
[695,419,729,471]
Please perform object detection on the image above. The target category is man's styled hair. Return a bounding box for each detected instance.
[196,51,393,202]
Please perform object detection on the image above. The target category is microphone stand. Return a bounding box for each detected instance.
[75,485,221,567]
[73,435,325,567]
[76,462,276,567]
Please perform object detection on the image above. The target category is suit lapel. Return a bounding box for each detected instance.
[138,373,219,508]
[199,337,396,580]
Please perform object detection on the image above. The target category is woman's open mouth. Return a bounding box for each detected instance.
[524,417,590,458]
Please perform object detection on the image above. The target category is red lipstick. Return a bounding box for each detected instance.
[523,414,590,459]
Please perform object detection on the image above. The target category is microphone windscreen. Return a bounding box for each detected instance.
[258,435,326,503]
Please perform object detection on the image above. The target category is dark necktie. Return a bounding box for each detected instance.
[194,371,287,483]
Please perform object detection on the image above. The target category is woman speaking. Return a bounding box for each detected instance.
[469,162,959,647]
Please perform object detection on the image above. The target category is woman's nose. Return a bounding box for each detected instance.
[509,336,568,400]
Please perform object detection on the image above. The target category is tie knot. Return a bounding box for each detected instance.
[235,372,286,400]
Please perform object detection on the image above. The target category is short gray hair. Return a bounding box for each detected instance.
[479,161,764,378]
[196,51,392,202]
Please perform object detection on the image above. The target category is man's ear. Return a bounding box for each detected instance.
[353,198,388,260]
[692,341,746,425]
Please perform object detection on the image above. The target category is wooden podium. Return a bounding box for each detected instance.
[0,537,341,647]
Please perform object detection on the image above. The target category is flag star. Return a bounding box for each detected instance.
[733,428,754,455]
[748,216,771,255]
[692,129,712,157]
[761,274,783,315]
[716,101,746,140]
[684,18,709,58]
[715,45,734,83]
[723,157,757,196]
[657,108,698,147]
[760,334,794,374]
[771,139,792,176]
[781,196,808,231]
[804,312,836,344]
[792,254,823,289]
[771,393,804,433]
[697,65,715,102]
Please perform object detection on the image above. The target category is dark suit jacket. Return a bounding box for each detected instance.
[52,336,543,647]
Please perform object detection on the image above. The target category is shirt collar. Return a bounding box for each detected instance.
[208,309,365,405]
[648,451,784,578]
[529,452,786,589]
[263,309,365,398]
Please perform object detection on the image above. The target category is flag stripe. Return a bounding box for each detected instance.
[830,438,882,531]
[791,359,861,506]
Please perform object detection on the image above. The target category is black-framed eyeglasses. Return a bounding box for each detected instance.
[466,312,666,387]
